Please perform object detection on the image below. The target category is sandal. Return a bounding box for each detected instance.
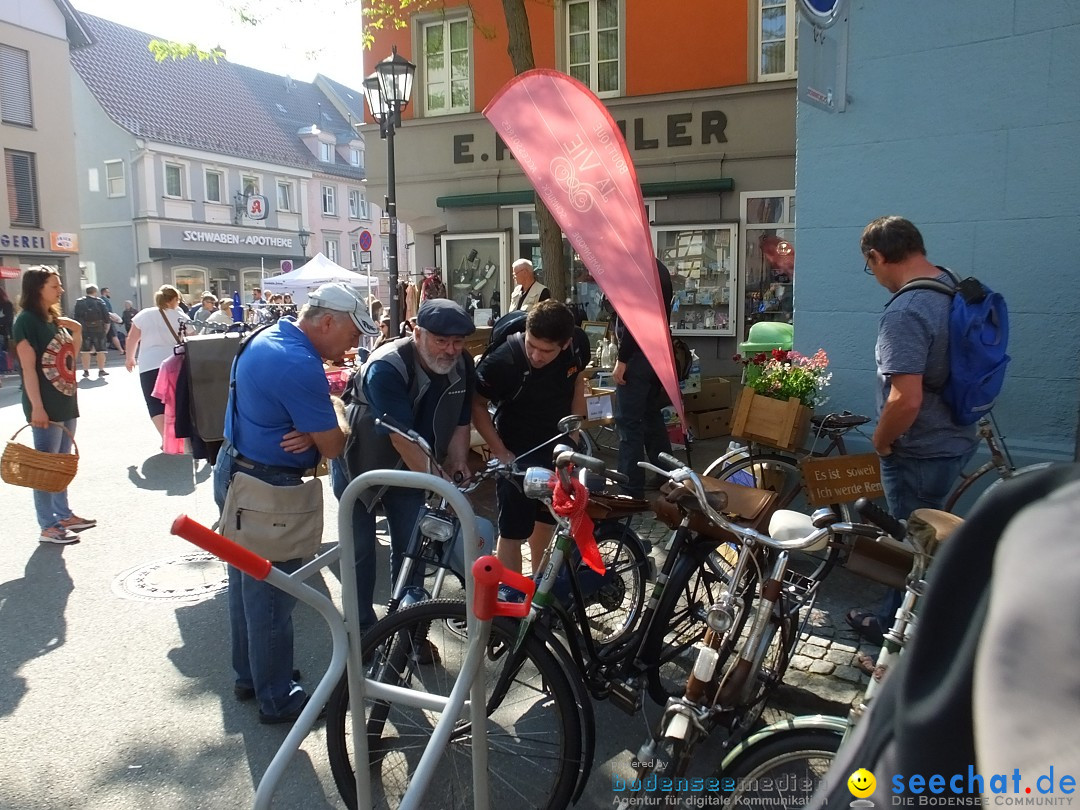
[856,651,890,682]
[845,609,885,646]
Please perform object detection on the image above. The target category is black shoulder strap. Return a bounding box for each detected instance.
[506,331,530,403]
[886,266,959,308]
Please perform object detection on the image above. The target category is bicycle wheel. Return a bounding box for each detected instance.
[326,599,582,810]
[641,545,749,705]
[721,729,842,808]
[708,453,842,582]
[581,520,650,646]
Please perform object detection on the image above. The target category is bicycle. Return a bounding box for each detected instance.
[619,456,891,807]
[170,466,526,810]
[704,412,1052,516]
[717,500,963,809]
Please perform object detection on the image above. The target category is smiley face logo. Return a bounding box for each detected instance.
[848,769,876,798]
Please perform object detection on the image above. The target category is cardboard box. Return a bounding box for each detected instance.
[685,407,732,439]
[684,376,732,413]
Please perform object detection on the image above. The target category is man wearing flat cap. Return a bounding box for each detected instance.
[335,297,477,636]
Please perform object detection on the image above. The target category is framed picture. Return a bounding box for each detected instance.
[581,321,609,355]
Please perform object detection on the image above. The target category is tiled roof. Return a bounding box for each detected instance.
[70,13,365,180]
[316,75,367,128]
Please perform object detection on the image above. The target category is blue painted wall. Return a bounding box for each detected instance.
[794,0,1080,463]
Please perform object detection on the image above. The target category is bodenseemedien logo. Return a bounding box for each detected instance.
[849,768,877,808]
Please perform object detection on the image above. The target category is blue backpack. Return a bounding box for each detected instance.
[888,266,1010,425]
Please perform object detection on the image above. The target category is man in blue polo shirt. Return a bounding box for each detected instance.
[214,282,375,724]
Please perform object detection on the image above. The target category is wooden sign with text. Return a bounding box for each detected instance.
[800,453,883,507]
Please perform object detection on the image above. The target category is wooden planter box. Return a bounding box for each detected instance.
[731,387,811,451]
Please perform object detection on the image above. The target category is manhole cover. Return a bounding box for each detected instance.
[113,552,229,603]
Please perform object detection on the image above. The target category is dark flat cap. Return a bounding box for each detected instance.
[416,298,476,337]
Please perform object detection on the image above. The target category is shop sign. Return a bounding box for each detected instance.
[157,224,297,256]
[453,109,730,164]
[0,232,79,253]
[0,266,21,279]
[801,453,883,508]
[182,230,294,248]
[51,232,79,252]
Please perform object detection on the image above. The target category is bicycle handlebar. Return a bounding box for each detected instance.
[639,460,832,552]
[554,448,629,486]
[171,515,272,580]
[854,497,905,541]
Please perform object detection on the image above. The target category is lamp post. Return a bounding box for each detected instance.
[363,46,415,333]
[297,227,311,261]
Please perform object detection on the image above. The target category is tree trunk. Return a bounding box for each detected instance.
[501,0,568,304]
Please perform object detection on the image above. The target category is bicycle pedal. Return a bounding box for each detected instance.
[609,680,643,715]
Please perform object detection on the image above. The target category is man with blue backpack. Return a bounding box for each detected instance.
[848,215,1009,646]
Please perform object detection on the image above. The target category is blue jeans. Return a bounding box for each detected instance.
[32,419,76,530]
[330,459,425,630]
[214,447,305,718]
[875,451,973,627]
[614,353,672,498]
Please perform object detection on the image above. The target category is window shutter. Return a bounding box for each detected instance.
[0,45,33,126]
[5,150,39,226]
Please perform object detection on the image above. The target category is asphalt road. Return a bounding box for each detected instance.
[0,356,880,809]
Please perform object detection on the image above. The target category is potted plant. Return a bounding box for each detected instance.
[731,348,831,450]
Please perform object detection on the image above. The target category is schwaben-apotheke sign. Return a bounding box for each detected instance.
[157,224,297,256]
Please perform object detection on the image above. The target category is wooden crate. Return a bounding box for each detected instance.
[730,387,810,451]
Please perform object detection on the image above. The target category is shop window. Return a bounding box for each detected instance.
[164,163,184,198]
[325,237,339,263]
[276,180,293,211]
[5,150,39,226]
[656,225,737,336]
[565,0,622,98]
[759,0,798,80]
[204,169,222,203]
[742,191,796,340]
[105,160,126,198]
[172,267,208,305]
[422,17,471,116]
[322,184,337,216]
[0,44,32,127]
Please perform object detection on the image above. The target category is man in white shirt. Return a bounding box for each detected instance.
[508,259,551,312]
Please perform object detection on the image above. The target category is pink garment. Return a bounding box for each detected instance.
[152,353,186,454]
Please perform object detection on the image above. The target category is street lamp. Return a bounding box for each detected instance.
[297,227,311,260]
[363,46,415,332]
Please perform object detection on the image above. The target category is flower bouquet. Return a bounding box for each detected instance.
[731,348,831,450]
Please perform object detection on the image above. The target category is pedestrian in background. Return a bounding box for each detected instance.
[100,287,124,352]
[72,285,110,380]
[124,285,186,445]
[0,287,14,385]
[508,259,551,312]
[612,258,675,498]
[10,267,97,544]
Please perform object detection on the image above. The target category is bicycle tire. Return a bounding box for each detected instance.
[582,520,650,647]
[326,599,583,810]
[966,462,1057,511]
[721,729,842,808]
[641,545,749,705]
[707,453,844,582]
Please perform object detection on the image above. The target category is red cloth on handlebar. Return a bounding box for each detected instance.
[549,473,606,575]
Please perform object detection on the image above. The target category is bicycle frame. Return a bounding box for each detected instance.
[172,469,504,810]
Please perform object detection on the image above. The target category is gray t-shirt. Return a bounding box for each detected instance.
[875,270,976,457]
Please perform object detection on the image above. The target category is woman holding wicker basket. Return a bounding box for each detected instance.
[9,267,96,545]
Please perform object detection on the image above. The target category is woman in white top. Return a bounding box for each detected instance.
[206,299,235,326]
[124,284,185,440]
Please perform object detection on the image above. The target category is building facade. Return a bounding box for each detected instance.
[0,0,89,304]
[69,14,376,309]
[363,0,801,372]
[793,1,1079,463]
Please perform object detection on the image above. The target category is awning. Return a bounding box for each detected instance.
[435,178,734,209]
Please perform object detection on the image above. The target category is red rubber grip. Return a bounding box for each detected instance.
[471,555,536,620]
[171,515,273,580]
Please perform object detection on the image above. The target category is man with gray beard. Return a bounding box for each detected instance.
[332,298,476,638]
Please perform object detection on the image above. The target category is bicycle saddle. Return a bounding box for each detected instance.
[811,411,871,430]
[908,508,964,557]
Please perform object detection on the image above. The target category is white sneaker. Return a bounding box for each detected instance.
[39,527,79,545]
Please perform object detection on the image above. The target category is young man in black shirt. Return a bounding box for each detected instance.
[472,301,590,576]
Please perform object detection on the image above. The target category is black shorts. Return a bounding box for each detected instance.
[140,368,166,417]
[81,331,107,352]
[496,474,555,541]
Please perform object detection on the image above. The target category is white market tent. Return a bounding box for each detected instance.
[263,253,378,299]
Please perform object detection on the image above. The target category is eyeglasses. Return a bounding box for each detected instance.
[862,252,873,275]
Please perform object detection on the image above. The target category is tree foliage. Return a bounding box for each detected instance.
[147,40,226,63]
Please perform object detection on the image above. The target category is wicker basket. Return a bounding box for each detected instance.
[1,424,79,493]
